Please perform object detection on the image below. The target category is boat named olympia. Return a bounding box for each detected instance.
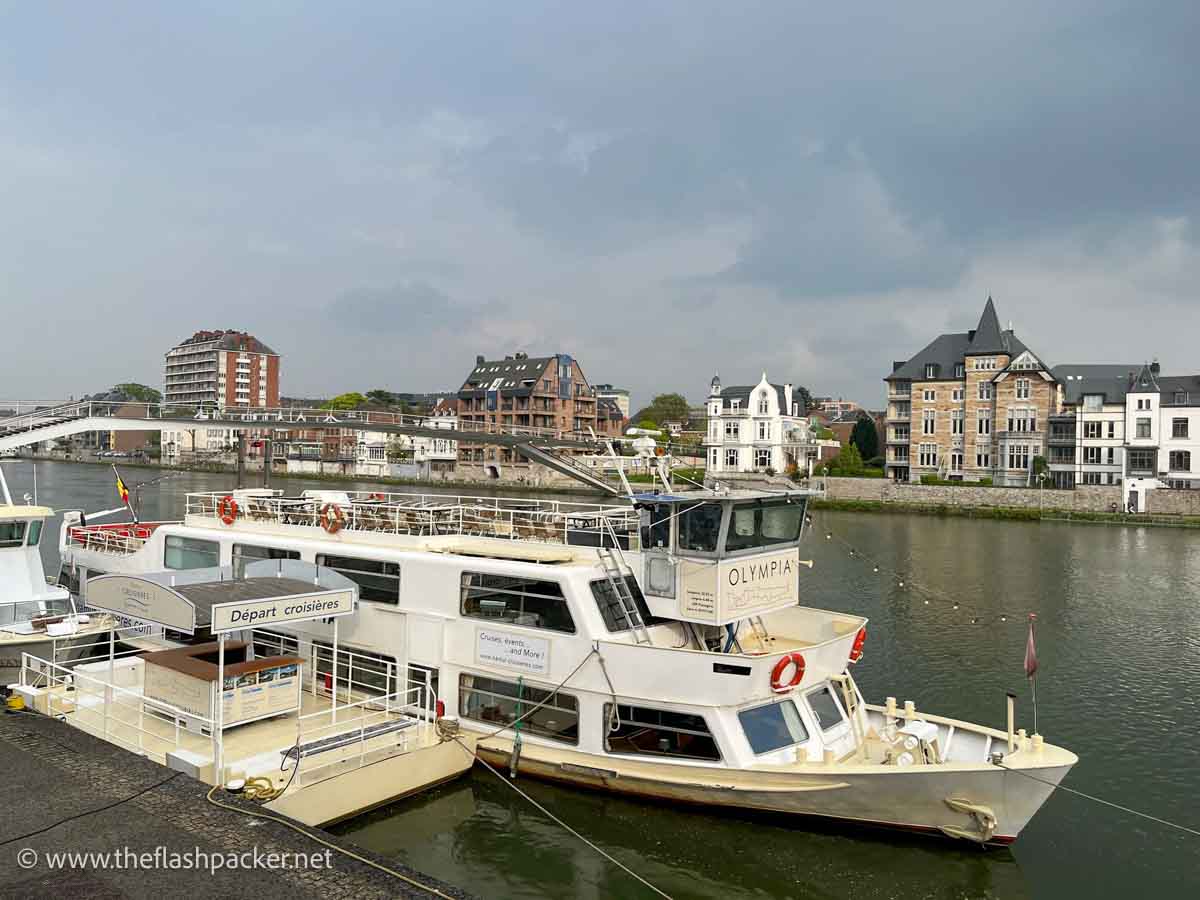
[55,483,1076,844]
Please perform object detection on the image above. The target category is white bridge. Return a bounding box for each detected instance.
[0,400,625,493]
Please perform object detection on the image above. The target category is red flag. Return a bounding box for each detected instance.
[1024,613,1038,678]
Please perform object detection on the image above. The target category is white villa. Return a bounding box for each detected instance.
[703,373,815,476]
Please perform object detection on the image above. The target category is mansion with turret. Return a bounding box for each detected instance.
[703,373,815,476]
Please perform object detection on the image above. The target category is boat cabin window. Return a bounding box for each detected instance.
[604,704,721,761]
[739,699,810,754]
[460,572,575,633]
[589,576,665,633]
[724,499,806,553]
[0,521,27,549]
[459,673,578,744]
[313,640,397,695]
[233,543,301,579]
[677,503,722,553]
[316,554,400,605]
[806,686,846,732]
[164,535,219,570]
[26,520,42,547]
[639,504,672,550]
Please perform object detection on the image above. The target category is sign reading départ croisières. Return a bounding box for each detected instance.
[210,589,355,633]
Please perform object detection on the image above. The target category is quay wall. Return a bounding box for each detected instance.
[822,477,1122,512]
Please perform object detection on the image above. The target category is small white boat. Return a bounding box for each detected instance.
[54,482,1075,844]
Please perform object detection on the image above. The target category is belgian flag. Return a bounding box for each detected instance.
[113,465,139,523]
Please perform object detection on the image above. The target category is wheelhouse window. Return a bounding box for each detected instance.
[604,704,720,761]
[806,686,846,732]
[165,535,219,570]
[724,499,805,553]
[677,503,722,552]
[233,543,300,579]
[316,554,400,604]
[460,572,575,633]
[739,700,810,754]
[0,521,28,549]
[459,674,578,744]
[590,576,665,632]
[26,520,42,546]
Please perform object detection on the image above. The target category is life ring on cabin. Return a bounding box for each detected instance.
[770,652,806,693]
[217,495,238,526]
[370,492,386,501]
[320,502,345,534]
[849,626,867,663]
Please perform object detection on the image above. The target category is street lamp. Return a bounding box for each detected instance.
[1036,470,1049,516]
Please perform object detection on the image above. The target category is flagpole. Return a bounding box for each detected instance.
[1031,670,1038,735]
[1026,612,1038,735]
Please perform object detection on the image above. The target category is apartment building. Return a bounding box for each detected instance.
[885,298,1058,486]
[455,353,623,470]
[703,373,813,475]
[1046,365,1134,488]
[594,384,631,419]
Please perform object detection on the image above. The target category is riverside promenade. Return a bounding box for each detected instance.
[0,707,471,900]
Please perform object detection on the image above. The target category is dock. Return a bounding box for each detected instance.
[0,707,473,899]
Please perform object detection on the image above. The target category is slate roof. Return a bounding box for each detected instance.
[717,383,805,416]
[1154,375,1200,406]
[886,298,1031,382]
[177,330,278,355]
[1054,364,1140,405]
[458,355,556,398]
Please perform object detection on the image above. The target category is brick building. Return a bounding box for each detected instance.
[455,353,623,470]
[885,298,1058,486]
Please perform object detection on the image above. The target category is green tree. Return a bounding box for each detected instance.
[637,418,661,432]
[114,383,162,404]
[323,392,369,410]
[795,385,814,412]
[849,413,879,461]
[828,443,864,475]
[1031,456,1049,478]
[365,389,395,405]
[633,393,691,426]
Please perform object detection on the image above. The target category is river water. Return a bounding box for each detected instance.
[7,460,1199,899]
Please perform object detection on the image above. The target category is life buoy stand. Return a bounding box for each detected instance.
[320,502,345,534]
[770,652,806,693]
[217,495,238,526]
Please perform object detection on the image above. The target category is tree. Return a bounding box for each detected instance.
[828,443,864,475]
[365,389,395,405]
[114,383,162,404]
[323,392,369,410]
[633,393,691,426]
[795,385,814,413]
[849,413,879,461]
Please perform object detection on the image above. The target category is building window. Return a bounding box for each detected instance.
[1008,445,1030,470]
[315,554,400,604]
[975,449,990,469]
[754,448,771,468]
[1128,449,1156,472]
[738,700,809,755]
[460,573,574,633]
[1007,409,1036,433]
[950,451,963,472]
[724,421,739,439]
[975,357,996,371]
[731,399,740,411]
[977,411,991,435]
[923,389,936,402]
[757,421,769,441]
[922,409,935,435]
[1015,378,1030,400]
[757,392,769,414]
[955,363,965,378]
[1170,451,1191,472]
[165,535,219,570]
[893,445,909,461]
[1108,421,1116,439]
[1136,418,1152,439]
[924,364,937,379]
[1173,418,1189,439]
[233,543,300,579]
[1107,447,1116,465]
[1084,447,1102,465]
[725,448,739,467]
[1083,394,1103,412]
[604,704,720,761]
[977,382,992,401]
[1174,391,1187,405]
[1082,472,1103,485]
[918,444,938,467]
[460,674,578,744]
[1083,421,1101,439]
[710,448,718,467]
[951,410,964,435]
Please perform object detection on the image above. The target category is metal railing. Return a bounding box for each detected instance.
[66,522,168,556]
[186,489,641,546]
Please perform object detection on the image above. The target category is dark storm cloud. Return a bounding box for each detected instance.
[3,1,1198,407]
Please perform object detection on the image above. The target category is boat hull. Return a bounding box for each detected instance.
[475,739,1073,845]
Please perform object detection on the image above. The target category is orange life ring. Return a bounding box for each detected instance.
[849,627,867,663]
[770,652,806,693]
[217,495,238,526]
[370,492,386,501]
[320,502,345,534]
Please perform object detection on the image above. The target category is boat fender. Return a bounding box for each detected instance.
[320,502,345,534]
[217,495,238,526]
[370,492,386,501]
[849,627,867,663]
[770,652,806,693]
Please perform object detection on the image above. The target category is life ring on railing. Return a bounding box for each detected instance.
[370,492,386,501]
[217,495,238,526]
[320,502,345,534]
[770,652,806,693]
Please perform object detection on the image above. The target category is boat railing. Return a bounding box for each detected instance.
[185,490,641,547]
[56,623,167,668]
[66,521,167,556]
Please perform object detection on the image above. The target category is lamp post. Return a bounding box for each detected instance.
[1037,470,1049,517]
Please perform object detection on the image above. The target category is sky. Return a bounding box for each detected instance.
[3,1,1199,412]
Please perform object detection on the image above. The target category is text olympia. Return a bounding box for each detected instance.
[227,597,346,625]
[726,556,794,586]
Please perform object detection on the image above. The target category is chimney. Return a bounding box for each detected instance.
[476,355,485,365]
[515,351,527,360]
[1151,359,1161,375]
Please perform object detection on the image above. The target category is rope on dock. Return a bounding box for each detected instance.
[997,763,1200,838]
[462,741,675,900]
[204,785,459,899]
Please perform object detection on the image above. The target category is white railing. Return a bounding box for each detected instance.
[66,522,168,556]
[187,490,641,547]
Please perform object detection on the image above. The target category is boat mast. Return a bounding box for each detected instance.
[0,463,12,505]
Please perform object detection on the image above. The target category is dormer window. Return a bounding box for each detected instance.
[758,391,769,414]
[924,363,938,379]
[955,363,965,378]
[1175,391,1187,405]
[731,399,741,411]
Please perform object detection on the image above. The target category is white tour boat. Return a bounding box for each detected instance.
[0,468,112,684]
[55,483,1076,844]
